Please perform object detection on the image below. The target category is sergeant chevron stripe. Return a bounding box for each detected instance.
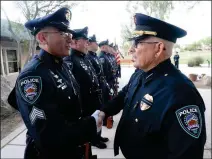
[29,106,46,125]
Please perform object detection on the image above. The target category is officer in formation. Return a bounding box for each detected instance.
[86,34,112,145]
[114,44,122,78]
[86,35,111,110]
[7,7,100,159]
[108,43,119,95]
[174,51,180,69]
[98,13,206,159]
[63,27,108,149]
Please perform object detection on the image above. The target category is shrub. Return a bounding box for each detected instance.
[187,56,204,67]
[188,59,195,67]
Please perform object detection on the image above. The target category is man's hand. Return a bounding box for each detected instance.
[91,110,102,132]
[98,111,105,125]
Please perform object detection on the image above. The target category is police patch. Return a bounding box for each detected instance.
[18,76,42,104]
[175,105,202,138]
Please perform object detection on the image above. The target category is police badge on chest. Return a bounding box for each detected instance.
[140,94,153,111]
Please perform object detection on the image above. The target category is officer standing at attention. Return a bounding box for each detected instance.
[114,44,122,78]
[10,7,101,159]
[86,34,110,145]
[63,27,107,149]
[99,40,115,99]
[174,51,180,69]
[98,13,206,159]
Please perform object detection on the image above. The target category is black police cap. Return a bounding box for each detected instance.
[72,27,89,40]
[98,39,109,47]
[109,43,114,48]
[130,13,187,43]
[88,34,97,43]
[25,7,74,36]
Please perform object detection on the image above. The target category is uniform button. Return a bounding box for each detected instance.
[68,96,71,99]
[164,74,168,76]
[135,118,138,122]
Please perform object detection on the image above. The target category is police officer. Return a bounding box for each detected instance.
[98,13,206,159]
[99,40,115,99]
[86,34,110,145]
[114,44,122,78]
[8,8,101,159]
[63,28,107,149]
[174,51,180,69]
[98,40,116,126]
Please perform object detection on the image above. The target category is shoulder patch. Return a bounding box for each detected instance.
[18,76,42,104]
[175,105,202,138]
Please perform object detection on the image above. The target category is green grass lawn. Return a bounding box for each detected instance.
[124,51,211,65]
[170,51,211,64]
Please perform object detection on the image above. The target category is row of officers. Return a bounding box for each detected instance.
[8,6,206,159]
[8,7,121,159]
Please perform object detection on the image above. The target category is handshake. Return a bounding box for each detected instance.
[91,110,105,133]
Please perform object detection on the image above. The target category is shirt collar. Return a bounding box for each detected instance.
[38,49,63,66]
[88,51,97,56]
[142,58,172,85]
[71,49,86,57]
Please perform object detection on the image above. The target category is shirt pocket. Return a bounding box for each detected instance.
[132,99,159,137]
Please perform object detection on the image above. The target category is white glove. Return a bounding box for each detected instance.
[91,110,102,132]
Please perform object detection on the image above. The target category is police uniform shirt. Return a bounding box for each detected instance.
[14,50,97,158]
[86,51,104,77]
[99,51,115,87]
[174,54,180,62]
[64,49,102,116]
[102,59,206,159]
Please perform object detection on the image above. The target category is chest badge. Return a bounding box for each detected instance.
[140,94,153,111]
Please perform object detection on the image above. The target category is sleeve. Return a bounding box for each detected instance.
[161,85,206,159]
[7,87,19,111]
[15,70,97,152]
[100,74,132,116]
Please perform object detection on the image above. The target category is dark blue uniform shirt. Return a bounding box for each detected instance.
[99,51,116,90]
[102,59,206,159]
[63,49,103,116]
[14,49,97,158]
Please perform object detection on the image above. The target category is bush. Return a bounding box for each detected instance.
[187,56,204,67]
[188,59,195,67]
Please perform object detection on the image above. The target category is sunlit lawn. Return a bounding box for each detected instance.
[170,51,211,64]
[123,51,211,65]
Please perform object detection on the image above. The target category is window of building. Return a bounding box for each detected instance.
[7,49,18,73]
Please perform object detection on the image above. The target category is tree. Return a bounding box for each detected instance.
[1,7,25,72]
[2,1,79,67]
[120,1,201,54]
[200,36,211,48]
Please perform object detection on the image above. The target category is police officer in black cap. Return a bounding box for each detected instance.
[98,13,206,159]
[98,40,115,99]
[114,44,122,78]
[63,27,107,149]
[174,51,180,69]
[7,7,101,159]
[86,34,110,145]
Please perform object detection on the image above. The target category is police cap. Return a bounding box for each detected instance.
[72,27,89,40]
[25,7,73,36]
[130,13,187,43]
[99,39,109,47]
[88,34,97,43]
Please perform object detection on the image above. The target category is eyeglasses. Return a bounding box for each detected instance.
[133,41,159,48]
[42,31,72,38]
